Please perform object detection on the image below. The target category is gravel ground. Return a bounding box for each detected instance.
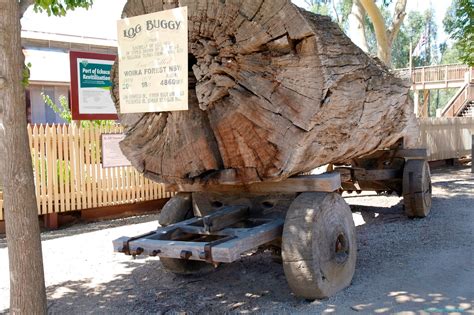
[0,166,473,314]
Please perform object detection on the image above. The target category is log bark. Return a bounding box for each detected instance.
[113,0,417,186]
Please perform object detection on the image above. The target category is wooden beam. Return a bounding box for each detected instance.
[166,173,341,193]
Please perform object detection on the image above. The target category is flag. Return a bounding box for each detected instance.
[412,28,429,57]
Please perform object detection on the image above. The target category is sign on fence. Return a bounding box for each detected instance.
[102,133,132,168]
[117,7,188,113]
[70,51,118,120]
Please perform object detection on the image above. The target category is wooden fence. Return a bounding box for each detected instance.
[0,124,172,221]
[1,119,473,220]
[420,117,474,161]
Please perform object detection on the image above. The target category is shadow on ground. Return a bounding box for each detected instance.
[0,214,160,249]
[0,166,472,313]
[40,252,473,314]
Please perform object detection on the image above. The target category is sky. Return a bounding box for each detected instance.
[292,0,452,42]
[21,0,452,43]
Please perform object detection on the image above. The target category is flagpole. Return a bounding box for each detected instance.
[409,41,413,83]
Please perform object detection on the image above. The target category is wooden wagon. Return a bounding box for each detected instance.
[113,142,431,299]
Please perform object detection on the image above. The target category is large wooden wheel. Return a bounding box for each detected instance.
[158,193,215,275]
[403,159,432,218]
[282,192,357,299]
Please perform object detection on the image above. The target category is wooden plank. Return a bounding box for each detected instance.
[32,125,41,213]
[167,173,341,193]
[120,168,126,204]
[38,125,47,213]
[70,124,80,210]
[84,126,92,208]
[112,218,284,263]
[57,125,65,212]
[144,177,150,201]
[101,125,110,206]
[130,168,137,202]
[0,194,3,220]
[90,127,98,208]
[139,171,145,201]
[94,127,104,207]
[111,125,118,204]
[125,167,131,203]
[336,168,402,182]
[201,205,249,232]
[79,126,86,209]
[51,125,59,213]
[46,125,54,214]
[63,124,71,212]
[152,182,158,200]
[394,148,428,159]
[106,162,113,206]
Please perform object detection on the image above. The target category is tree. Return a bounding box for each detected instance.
[42,93,114,127]
[357,0,407,67]
[348,0,369,52]
[391,9,438,69]
[443,0,474,66]
[0,1,91,313]
[304,0,353,30]
[301,0,408,67]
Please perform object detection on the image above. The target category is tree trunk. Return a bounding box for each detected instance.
[359,0,391,65]
[0,1,47,314]
[348,0,369,53]
[113,0,417,186]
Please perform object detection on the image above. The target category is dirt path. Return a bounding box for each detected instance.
[0,166,473,314]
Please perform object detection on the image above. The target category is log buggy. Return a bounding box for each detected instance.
[114,143,431,299]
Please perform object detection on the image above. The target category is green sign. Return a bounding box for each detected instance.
[79,61,112,88]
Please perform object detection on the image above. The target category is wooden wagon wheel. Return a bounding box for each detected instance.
[158,193,215,275]
[281,192,357,299]
[402,159,432,218]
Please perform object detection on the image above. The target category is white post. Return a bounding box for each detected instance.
[409,42,413,84]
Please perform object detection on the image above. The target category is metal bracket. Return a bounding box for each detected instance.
[122,231,156,255]
[199,235,237,263]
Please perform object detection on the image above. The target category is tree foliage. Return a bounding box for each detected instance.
[443,0,474,66]
[33,0,93,16]
[42,93,114,127]
[305,0,352,28]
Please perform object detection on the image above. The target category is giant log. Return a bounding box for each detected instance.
[112,0,418,186]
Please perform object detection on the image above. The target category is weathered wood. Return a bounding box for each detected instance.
[167,173,341,193]
[113,0,417,186]
[113,217,284,263]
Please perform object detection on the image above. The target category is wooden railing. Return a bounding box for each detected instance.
[0,124,172,220]
[420,117,474,161]
[411,64,469,84]
[441,84,474,117]
[395,64,472,89]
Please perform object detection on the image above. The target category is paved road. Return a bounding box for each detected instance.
[0,166,473,314]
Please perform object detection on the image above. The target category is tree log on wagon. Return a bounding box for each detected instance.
[111,0,418,186]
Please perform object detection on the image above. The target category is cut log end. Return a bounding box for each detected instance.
[113,0,416,185]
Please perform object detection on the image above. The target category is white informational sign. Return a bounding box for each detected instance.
[69,51,118,120]
[117,7,188,113]
[101,134,132,168]
[77,58,116,114]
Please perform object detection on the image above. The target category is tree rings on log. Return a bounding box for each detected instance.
[112,0,417,186]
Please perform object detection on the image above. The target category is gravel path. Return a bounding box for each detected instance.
[0,166,473,314]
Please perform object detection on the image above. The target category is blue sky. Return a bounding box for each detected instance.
[21,0,452,43]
